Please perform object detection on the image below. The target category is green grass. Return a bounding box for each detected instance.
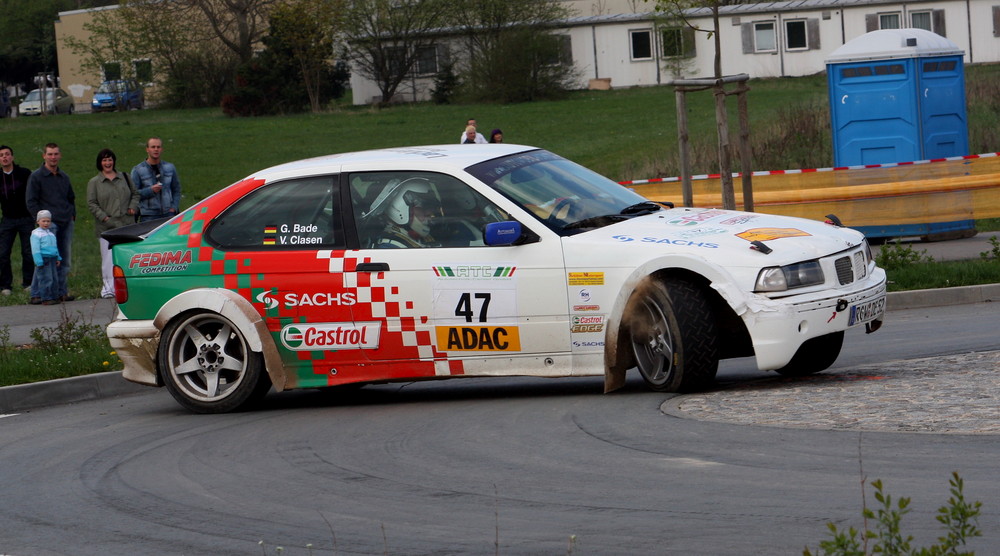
[885,259,1000,292]
[0,336,114,387]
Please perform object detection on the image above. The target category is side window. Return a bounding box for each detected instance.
[206,176,344,250]
[879,12,901,29]
[785,20,807,50]
[754,22,776,52]
[630,29,653,61]
[350,171,508,249]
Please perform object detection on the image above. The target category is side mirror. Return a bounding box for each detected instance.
[484,221,523,246]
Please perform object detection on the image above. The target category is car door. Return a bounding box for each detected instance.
[204,174,368,389]
[345,170,571,381]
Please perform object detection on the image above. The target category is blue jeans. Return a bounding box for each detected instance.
[0,215,34,289]
[30,219,72,299]
[34,256,63,301]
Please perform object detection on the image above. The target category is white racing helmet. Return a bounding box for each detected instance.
[385,179,440,226]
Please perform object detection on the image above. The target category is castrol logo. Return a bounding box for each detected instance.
[279,322,380,351]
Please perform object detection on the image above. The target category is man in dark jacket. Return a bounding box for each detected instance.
[0,145,34,295]
[26,143,75,302]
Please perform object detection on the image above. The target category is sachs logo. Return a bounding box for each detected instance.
[256,291,357,310]
[280,322,380,351]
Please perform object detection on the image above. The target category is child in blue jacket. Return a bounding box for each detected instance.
[30,210,62,305]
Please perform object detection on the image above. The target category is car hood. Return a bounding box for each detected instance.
[569,207,863,267]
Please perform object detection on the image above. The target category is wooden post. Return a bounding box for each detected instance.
[736,84,754,212]
[714,83,735,210]
[675,88,693,208]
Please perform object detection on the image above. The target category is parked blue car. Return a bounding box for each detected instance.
[91,79,144,112]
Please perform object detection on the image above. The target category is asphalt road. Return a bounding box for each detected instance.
[1,301,998,555]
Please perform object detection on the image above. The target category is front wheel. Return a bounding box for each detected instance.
[159,312,271,413]
[624,278,719,392]
[774,331,844,376]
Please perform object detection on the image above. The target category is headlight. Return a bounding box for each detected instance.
[755,261,824,292]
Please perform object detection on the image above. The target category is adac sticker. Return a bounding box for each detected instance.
[280,322,380,351]
[435,325,522,351]
[736,228,811,242]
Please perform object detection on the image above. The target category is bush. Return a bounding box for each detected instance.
[431,61,459,105]
[805,472,982,556]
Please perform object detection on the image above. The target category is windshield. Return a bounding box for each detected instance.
[465,149,661,235]
[24,90,54,101]
[96,82,123,93]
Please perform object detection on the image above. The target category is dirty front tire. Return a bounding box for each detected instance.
[159,312,271,413]
[774,331,844,376]
[625,278,719,392]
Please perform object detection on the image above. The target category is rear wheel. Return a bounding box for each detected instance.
[159,312,271,413]
[774,331,844,376]
[625,278,719,392]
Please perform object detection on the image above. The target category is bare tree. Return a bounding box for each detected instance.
[342,0,453,105]
[449,0,579,102]
[182,0,279,64]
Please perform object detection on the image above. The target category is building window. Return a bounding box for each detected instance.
[785,20,807,50]
[879,13,901,29]
[630,29,652,61]
[661,27,695,57]
[386,46,406,76]
[415,46,437,75]
[754,22,776,52]
[542,35,573,66]
[133,59,153,84]
[102,62,122,81]
[911,11,932,31]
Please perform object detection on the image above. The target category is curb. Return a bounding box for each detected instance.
[0,284,995,413]
[886,283,1000,310]
[0,371,148,413]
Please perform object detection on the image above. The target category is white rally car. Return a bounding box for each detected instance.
[105,145,886,413]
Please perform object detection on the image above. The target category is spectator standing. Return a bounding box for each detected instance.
[131,137,181,222]
[87,148,138,299]
[30,210,62,305]
[489,129,504,143]
[0,145,34,295]
[26,143,75,303]
[458,118,487,144]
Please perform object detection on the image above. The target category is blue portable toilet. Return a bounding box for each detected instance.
[826,29,968,167]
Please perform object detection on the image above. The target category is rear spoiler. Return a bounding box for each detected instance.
[100,217,171,247]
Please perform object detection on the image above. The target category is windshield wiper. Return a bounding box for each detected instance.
[619,201,668,215]
[562,214,628,231]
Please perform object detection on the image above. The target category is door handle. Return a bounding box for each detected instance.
[356,262,390,272]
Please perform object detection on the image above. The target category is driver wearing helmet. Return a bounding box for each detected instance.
[372,180,442,248]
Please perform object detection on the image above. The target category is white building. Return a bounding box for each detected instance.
[349,0,1000,104]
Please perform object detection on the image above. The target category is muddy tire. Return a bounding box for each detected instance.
[159,312,271,413]
[625,278,719,392]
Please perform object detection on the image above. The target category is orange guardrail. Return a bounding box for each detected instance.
[622,153,1000,231]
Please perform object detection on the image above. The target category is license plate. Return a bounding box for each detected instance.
[848,297,885,326]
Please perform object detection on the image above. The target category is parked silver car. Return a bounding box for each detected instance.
[18,88,74,116]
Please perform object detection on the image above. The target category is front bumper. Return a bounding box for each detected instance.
[107,318,161,386]
[743,267,887,370]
